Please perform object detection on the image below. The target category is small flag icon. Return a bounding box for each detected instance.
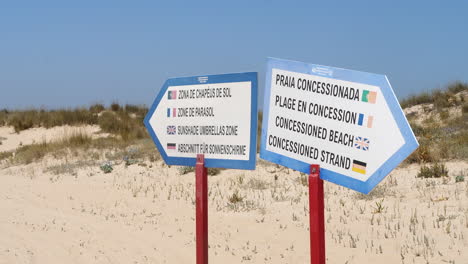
[168,90,177,100]
[354,137,370,151]
[167,143,176,150]
[167,108,176,117]
[357,114,374,128]
[362,90,377,104]
[167,125,176,135]
[352,160,367,174]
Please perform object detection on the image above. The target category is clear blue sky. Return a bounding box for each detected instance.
[1,1,467,109]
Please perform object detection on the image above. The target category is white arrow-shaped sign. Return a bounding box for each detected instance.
[260,58,418,193]
[144,72,258,170]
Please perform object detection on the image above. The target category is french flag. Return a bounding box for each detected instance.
[167,108,177,117]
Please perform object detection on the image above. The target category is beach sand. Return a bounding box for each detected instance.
[0,126,467,263]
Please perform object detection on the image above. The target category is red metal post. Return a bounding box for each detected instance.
[309,164,325,264]
[196,154,208,264]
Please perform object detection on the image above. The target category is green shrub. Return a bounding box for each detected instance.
[455,171,465,183]
[100,162,113,173]
[417,163,449,178]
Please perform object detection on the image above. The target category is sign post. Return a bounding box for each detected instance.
[309,164,325,264]
[260,58,419,263]
[144,72,258,264]
[196,154,208,264]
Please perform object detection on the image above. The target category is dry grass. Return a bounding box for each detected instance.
[417,163,449,178]
[0,109,8,126]
[408,115,468,163]
[257,111,263,152]
[400,81,467,109]
[1,130,160,165]
[9,132,93,164]
[1,84,466,167]
[0,151,13,161]
[1,104,149,136]
[0,103,152,165]
[91,156,467,263]
[6,109,98,133]
[177,166,222,176]
[0,127,466,263]
[89,103,105,113]
[44,160,98,176]
[404,84,468,164]
[98,111,147,141]
[1,83,467,263]
[463,103,468,114]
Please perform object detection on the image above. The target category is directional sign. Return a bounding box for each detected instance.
[144,72,258,170]
[260,58,418,194]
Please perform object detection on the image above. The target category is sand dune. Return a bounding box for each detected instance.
[0,126,104,153]
[0,126,467,264]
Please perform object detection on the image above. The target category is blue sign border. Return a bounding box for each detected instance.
[260,58,418,194]
[144,72,258,170]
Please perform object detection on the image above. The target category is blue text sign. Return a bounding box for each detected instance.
[260,58,418,193]
[145,72,258,170]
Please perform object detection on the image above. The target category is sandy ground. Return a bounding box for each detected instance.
[0,126,105,153]
[0,128,467,263]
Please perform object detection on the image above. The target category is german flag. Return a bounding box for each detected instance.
[167,143,176,150]
[352,160,367,174]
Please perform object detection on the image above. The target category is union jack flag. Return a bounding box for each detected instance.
[354,137,369,151]
[167,125,176,135]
